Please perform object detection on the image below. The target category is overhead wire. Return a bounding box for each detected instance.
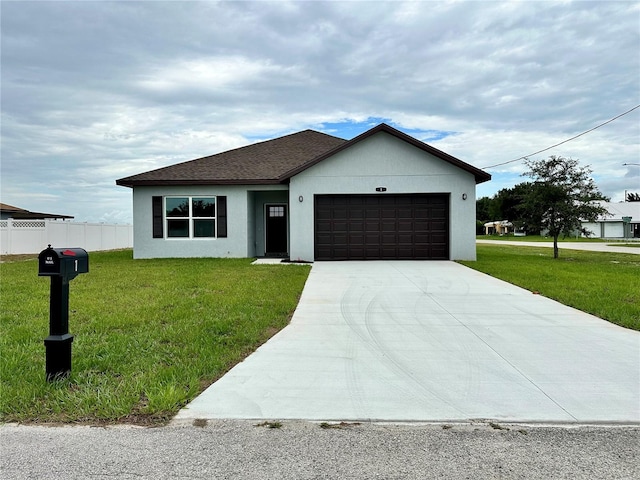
[481,104,640,169]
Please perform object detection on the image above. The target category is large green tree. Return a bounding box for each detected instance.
[520,156,609,258]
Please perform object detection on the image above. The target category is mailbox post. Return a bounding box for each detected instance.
[38,245,89,381]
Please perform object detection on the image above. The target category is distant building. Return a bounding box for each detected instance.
[0,203,74,221]
[582,201,639,238]
[483,220,513,235]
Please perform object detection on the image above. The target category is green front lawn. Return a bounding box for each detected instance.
[476,234,608,242]
[459,245,640,331]
[2,246,638,425]
[0,250,310,424]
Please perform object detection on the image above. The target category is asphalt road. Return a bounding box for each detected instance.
[1,421,638,479]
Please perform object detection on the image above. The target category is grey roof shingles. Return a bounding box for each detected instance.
[116,123,490,187]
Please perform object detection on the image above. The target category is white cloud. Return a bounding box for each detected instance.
[1,0,638,221]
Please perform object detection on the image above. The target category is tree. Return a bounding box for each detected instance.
[626,192,640,202]
[476,196,493,223]
[490,182,536,224]
[520,156,609,258]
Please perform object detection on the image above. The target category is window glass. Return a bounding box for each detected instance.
[194,219,216,237]
[193,197,215,217]
[165,196,217,238]
[166,198,189,217]
[167,219,189,237]
[269,206,284,217]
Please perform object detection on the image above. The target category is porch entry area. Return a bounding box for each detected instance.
[248,190,289,258]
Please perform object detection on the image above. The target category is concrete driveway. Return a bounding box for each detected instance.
[175,261,639,424]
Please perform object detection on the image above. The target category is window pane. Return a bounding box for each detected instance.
[194,219,215,237]
[167,219,189,237]
[166,198,189,217]
[193,197,215,217]
[269,206,284,217]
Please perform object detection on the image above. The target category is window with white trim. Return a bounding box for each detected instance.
[165,197,216,238]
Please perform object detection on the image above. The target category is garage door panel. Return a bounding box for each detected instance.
[381,233,397,243]
[316,220,332,231]
[398,233,413,244]
[333,221,348,232]
[397,220,413,232]
[333,208,348,220]
[350,221,364,232]
[365,246,381,257]
[381,221,396,232]
[349,208,365,220]
[365,221,380,232]
[431,233,447,243]
[314,194,449,260]
[365,232,380,242]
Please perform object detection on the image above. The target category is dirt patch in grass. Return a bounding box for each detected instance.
[0,254,37,263]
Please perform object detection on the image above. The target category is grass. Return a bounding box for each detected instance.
[459,244,640,331]
[0,250,310,425]
[476,234,609,242]
[3,246,638,424]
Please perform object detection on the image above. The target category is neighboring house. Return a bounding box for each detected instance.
[582,201,640,238]
[116,123,491,261]
[0,203,74,221]
[483,220,513,235]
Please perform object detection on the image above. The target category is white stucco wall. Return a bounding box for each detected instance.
[131,185,286,259]
[288,132,479,262]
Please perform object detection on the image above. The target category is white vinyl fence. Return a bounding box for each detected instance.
[0,219,133,255]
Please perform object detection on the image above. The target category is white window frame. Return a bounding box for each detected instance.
[165,196,217,239]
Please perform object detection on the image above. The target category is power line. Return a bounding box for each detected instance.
[482,104,640,169]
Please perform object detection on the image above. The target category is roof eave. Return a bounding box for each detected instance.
[116,178,283,188]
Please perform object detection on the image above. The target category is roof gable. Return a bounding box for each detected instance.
[280,123,491,184]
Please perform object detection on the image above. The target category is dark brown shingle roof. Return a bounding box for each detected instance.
[116,130,347,187]
[116,123,491,187]
[0,203,73,219]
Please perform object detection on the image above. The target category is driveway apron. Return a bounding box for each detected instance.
[175,261,640,423]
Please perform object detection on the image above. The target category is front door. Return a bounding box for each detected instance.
[265,204,288,256]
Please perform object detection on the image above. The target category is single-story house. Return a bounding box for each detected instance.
[582,201,640,238]
[483,220,513,236]
[116,123,491,261]
[0,203,74,221]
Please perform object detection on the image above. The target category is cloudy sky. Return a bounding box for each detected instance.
[2,0,639,223]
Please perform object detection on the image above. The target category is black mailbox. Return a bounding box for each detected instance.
[39,247,89,281]
[38,245,89,381]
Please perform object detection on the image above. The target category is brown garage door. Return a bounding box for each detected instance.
[314,194,449,260]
